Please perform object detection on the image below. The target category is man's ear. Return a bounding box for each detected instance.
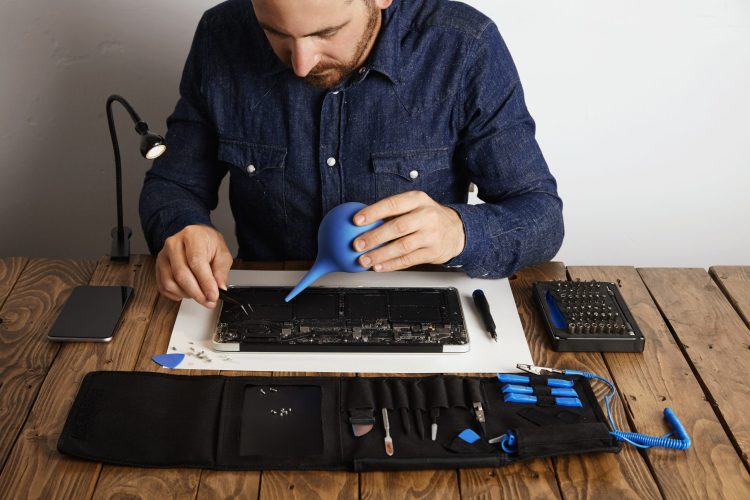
[374,0,394,9]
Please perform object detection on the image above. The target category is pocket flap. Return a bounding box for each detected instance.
[371,148,449,181]
[218,139,287,174]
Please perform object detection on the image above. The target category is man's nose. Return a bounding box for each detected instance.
[291,39,320,77]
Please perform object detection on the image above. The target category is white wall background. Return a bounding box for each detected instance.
[1,0,748,267]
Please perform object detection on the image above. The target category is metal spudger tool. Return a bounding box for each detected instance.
[382,408,394,456]
[472,289,497,342]
[218,288,252,316]
[473,401,487,435]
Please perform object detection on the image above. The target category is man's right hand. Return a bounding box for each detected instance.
[155,225,233,309]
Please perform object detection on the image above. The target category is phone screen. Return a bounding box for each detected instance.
[47,285,134,342]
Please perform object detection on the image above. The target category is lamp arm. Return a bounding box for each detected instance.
[106,95,140,261]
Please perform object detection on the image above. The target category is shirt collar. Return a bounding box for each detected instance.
[366,0,402,84]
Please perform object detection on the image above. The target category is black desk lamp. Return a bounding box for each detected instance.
[106,94,166,261]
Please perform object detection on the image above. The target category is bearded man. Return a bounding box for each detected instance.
[140,0,564,308]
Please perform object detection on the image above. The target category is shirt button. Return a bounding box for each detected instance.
[332,91,340,95]
[409,169,419,180]
[327,157,337,167]
[246,164,256,174]
[358,67,367,75]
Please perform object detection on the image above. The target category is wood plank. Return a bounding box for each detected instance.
[639,268,750,469]
[197,469,261,499]
[0,255,159,499]
[569,266,750,498]
[710,266,750,329]
[0,259,96,471]
[510,263,661,500]
[360,469,459,499]
[459,460,560,499]
[260,469,357,500]
[0,257,28,308]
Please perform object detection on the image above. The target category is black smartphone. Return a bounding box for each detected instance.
[47,285,134,342]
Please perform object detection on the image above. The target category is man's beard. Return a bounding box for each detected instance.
[303,3,380,88]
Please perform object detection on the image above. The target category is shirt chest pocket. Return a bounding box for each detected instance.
[371,148,451,201]
[218,139,287,214]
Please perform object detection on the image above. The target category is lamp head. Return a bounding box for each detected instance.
[141,132,166,159]
[134,121,166,160]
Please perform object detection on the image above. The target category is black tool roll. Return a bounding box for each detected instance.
[57,371,620,471]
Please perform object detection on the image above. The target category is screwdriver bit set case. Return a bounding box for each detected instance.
[58,371,620,471]
[533,280,645,352]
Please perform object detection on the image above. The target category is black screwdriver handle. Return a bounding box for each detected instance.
[472,289,497,340]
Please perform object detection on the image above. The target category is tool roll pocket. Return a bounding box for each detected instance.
[218,377,342,470]
[347,376,375,429]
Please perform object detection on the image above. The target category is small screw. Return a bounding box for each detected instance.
[269,387,278,393]
[260,388,266,395]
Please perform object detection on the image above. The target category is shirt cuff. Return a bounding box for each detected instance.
[442,203,492,277]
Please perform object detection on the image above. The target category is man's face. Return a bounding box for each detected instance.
[252,0,389,88]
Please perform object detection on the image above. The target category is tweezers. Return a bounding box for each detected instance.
[218,288,252,315]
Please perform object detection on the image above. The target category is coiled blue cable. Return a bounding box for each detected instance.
[565,369,691,450]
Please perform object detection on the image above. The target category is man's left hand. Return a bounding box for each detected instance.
[352,191,466,272]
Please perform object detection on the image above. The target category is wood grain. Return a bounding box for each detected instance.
[0,255,159,499]
[260,469,357,500]
[510,263,661,500]
[0,257,28,308]
[710,266,750,329]
[0,259,95,472]
[459,461,560,500]
[198,469,261,499]
[569,266,750,498]
[639,268,750,469]
[361,470,459,499]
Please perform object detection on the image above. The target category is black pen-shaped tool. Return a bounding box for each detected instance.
[472,289,497,342]
[218,288,252,316]
[415,409,426,440]
[399,407,411,435]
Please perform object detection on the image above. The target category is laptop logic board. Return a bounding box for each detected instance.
[214,287,469,352]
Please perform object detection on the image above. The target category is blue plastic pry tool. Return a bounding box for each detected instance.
[497,373,574,388]
[502,384,578,398]
[503,393,583,407]
[285,202,383,302]
[152,353,185,369]
[457,428,481,444]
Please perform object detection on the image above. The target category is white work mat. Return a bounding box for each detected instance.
[165,270,532,373]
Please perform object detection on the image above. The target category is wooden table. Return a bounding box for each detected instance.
[1,256,750,499]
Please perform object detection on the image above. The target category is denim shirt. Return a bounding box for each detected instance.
[139,0,564,278]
